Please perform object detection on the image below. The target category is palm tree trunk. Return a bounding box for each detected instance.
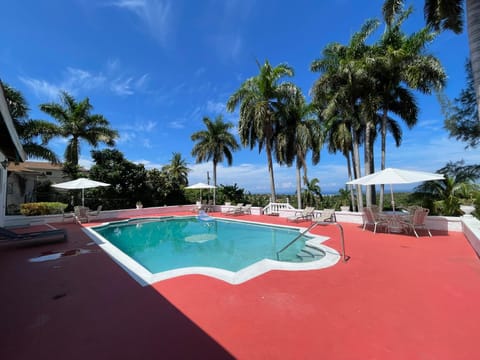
[466,0,480,121]
[213,160,217,205]
[380,108,388,210]
[266,143,277,202]
[346,151,356,212]
[352,133,363,211]
[296,162,302,209]
[364,121,372,207]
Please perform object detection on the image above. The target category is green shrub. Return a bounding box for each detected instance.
[20,202,68,216]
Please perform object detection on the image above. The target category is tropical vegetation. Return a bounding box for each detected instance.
[3,0,479,218]
[39,91,118,178]
[3,84,59,163]
[226,60,298,203]
[191,115,239,204]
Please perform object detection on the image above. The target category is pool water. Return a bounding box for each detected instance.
[93,217,318,273]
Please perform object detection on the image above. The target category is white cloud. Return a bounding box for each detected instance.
[168,120,185,129]
[20,62,149,100]
[111,0,172,46]
[110,77,135,95]
[206,100,226,114]
[19,77,61,100]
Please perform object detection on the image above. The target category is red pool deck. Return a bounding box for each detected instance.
[1,211,479,360]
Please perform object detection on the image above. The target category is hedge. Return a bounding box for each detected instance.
[20,202,68,216]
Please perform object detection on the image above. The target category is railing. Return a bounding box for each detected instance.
[263,202,295,215]
[276,222,318,260]
[276,220,349,263]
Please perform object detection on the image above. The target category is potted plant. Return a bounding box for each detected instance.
[136,201,143,209]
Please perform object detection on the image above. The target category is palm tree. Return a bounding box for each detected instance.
[227,60,297,202]
[374,2,446,208]
[383,0,480,121]
[39,91,118,177]
[191,115,239,204]
[311,19,380,211]
[3,84,59,163]
[414,161,480,215]
[164,152,190,187]
[279,91,322,209]
[301,177,323,208]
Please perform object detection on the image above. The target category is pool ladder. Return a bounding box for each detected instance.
[276,221,348,263]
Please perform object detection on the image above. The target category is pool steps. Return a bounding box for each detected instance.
[297,245,325,261]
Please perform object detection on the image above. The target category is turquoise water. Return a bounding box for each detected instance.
[93,217,316,273]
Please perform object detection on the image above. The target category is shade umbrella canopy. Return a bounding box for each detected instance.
[346,168,444,211]
[185,182,216,190]
[185,182,216,204]
[52,178,110,207]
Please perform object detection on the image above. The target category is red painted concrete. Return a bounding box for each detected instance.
[2,212,480,359]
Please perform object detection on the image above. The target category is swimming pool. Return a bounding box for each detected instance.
[86,216,340,285]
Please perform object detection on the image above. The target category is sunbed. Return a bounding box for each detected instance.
[0,227,67,247]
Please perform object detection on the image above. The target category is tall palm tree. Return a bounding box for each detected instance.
[39,91,118,177]
[3,84,59,163]
[227,60,297,202]
[383,0,480,121]
[311,19,380,211]
[375,2,446,208]
[279,91,322,209]
[191,115,239,204]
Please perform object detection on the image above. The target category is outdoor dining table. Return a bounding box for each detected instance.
[380,211,409,233]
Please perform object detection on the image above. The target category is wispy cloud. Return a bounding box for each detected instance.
[167,120,185,129]
[117,119,158,146]
[205,0,253,63]
[19,61,148,100]
[110,0,172,46]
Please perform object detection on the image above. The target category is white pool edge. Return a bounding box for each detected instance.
[83,217,341,286]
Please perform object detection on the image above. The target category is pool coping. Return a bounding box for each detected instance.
[83,215,341,286]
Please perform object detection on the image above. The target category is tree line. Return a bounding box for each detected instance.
[3,0,479,214]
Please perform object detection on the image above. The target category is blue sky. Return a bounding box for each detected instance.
[1,0,476,194]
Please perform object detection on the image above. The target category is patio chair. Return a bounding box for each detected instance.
[88,205,102,222]
[241,204,252,215]
[400,207,432,237]
[62,210,75,223]
[226,203,244,215]
[287,207,315,222]
[314,209,336,223]
[0,226,67,246]
[362,207,389,234]
[74,206,89,224]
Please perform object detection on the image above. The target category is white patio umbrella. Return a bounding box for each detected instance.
[346,168,444,211]
[52,178,110,207]
[185,182,216,204]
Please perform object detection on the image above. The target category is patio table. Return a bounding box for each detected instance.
[381,211,409,233]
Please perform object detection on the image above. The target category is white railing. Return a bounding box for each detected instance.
[263,202,296,215]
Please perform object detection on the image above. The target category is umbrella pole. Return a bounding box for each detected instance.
[390,184,395,212]
[82,188,85,207]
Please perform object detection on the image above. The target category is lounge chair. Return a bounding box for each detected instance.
[74,206,89,224]
[226,203,244,215]
[362,207,388,234]
[62,210,75,223]
[0,226,67,247]
[287,207,315,222]
[88,205,102,222]
[241,204,252,215]
[314,209,336,223]
[400,207,432,237]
